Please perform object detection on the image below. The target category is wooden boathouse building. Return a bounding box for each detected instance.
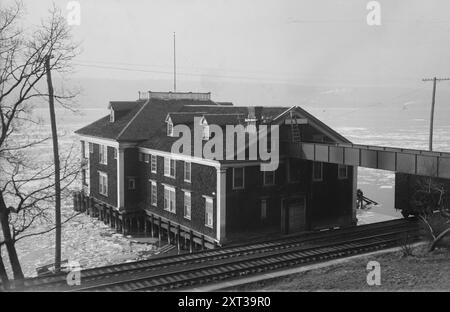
[73,91,357,251]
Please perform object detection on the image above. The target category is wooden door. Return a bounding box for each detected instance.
[288,198,306,233]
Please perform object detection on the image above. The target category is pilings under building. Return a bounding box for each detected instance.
[72,192,218,253]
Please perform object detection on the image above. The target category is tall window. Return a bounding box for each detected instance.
[99,145,107,165]
[144,154,149,163]
[151,155,157,173]
[338,164,348,179]
[164,157,176,178]
[150,181,157,206]
[263,170,275,186]
[205,197,213,228]
[164,185,176,213]
[312,162,323,181]
[184,191,191,220]
[99,171,108,196]
[232,167,245,189]
[184,162,191,182]
[261,199,267,220]
[88,142,93,153]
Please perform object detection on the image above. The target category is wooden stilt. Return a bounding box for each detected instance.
[158,217,162,242]
[144,217,148,235]
[109,207,113,225]
[78,194,82,212]
[73,193,78,212]
[81,195,89,215]
[167,221,171,244]
[176,225,181,252]
[189,230,194,253]
[150,214,155,237]
[89,198,95,216]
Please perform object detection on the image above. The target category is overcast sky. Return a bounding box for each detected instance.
[16,0,450,87]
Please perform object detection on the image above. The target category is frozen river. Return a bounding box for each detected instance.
[4,98,450,277]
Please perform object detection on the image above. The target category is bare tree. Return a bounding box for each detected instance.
[408,177,450,252]
[0,2,80,285]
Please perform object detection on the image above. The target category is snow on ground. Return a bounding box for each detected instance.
[356,208,399,225]
[2,204,160,278]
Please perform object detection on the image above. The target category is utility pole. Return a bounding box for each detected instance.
[173,32,176,92]
[45,56,61,272]
[422,77,450,151]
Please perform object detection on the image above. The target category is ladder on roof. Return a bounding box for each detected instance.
[290,111,301,142]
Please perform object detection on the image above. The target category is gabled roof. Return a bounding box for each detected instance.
[75,101,146,140]
[276,106,351,143]
[166,112,206,125]
[202,114,245,126]
[75,95,351,148]
[108,101,140,111]
[75,98,220,142]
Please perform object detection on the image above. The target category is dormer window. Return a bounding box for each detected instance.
[165,115,174,137]
[167,121,174,136]
[202,124,210,140]
[110,108,115,122]
[200,117,210,140]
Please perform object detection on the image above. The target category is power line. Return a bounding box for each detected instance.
[72,62,318,85]
[422,77,450,151]
[73,61,424,86]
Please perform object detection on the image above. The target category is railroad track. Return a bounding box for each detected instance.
[21,218,419,291]
[72,230,419,291]
[22,218,414,289]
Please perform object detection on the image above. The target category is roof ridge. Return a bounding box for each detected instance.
[115,99,150,140]
[168,111,206,114]
[203,113,245,115]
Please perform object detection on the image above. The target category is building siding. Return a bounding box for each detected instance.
[309,162,354,228]
[78,111,355,243]
[136,153,217,239]
[86,142,118,207]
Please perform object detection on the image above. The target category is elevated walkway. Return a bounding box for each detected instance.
[288,142,450,179]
